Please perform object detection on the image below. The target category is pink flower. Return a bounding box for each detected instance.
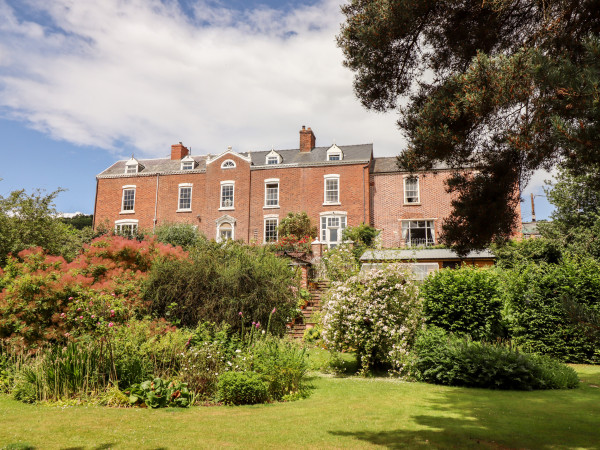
[238,312,243,317]
[97,322,101,326]
[91,315,95,318]
[60,313,66,318]
[108,322,114,327]
[252,322,256,326]
[272,308,276,314]
[68,297,73,300]
[79,316,83,319]
[111,293,116,297]
[255,322,260,329]
[77,308,82,312]
[89,301,93,306]
[110,310,115,316]
[64,332,70,337]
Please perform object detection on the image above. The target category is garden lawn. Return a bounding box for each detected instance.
[1,365,599,449]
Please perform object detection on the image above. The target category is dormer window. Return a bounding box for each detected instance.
[265,149,281,165]
[124,157,141,174]
[326,144,343,162]
[181,155,195,171]
[221,159,236,169]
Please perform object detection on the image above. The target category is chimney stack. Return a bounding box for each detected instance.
[299,126,316,152]
[171,142,189,160]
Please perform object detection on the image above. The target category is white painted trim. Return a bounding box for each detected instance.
[263,213,279,218]
[323,174,340,178]
[220,182,235,209]
[115,219,139,224]
[220,180,235,185]
[220,159,237,169]
[403,176,420,204]
[206,147,252,165]
[319,211,347,216]
[178,185,192,211]
[179,183,193,187]
[264,179,279,208]
[323,175,340,205]
[122,185,136,189]
[263,216,279,243]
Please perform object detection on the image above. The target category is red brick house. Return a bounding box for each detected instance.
[94,126,521,248]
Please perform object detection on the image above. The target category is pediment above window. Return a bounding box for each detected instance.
[265,149,281,165]
[124,157,143,174]
[180,155,196,170]
[326,144,343,161]
[216,214,237,226]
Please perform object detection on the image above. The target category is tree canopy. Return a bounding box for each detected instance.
[338,0,600,252]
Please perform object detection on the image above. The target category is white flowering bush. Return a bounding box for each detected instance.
[321,263,423,374]
[318,244,360,282]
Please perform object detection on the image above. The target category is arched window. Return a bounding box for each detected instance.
[221,159,236,169]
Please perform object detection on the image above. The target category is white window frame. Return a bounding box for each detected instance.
[319,211,347,248]
[326,144,343,161]
[323,174,340,205]
[121,185,136,213]
[264,216,279,243]
[221,159,236,169]
[403,176,420,204]
[220,181,235,210]
[125,164,138,174]
[177,183,192,212]
[181,161,194,170]
[114,219,138,236]
[264,178,280,208]
[216,216,236,242]
[401,219,436,247]
[266,156,279,165]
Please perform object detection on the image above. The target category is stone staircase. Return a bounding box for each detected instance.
[288,280,328,339]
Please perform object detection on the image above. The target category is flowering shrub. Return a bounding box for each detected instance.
[321,263,422,374]
[0,236,185,345]
[318,244,359,282]
[273,234,312,253]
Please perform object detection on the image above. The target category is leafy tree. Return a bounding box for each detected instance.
[338,0,600,253]
[0,188,90,265]
[154,222,205,249]
[539,167,600,259]
[59,214,94,230]
[342,223,380,260]
[277,212,317,240]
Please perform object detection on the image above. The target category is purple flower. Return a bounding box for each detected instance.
[255,322,260,329]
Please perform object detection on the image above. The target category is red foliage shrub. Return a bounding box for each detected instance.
[0,235,187,346]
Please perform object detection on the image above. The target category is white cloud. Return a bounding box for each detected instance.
[0,0,403,158]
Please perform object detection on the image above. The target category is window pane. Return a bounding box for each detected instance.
[264,218,278,242]
[265,183,279,206]
[267,157,278,165]
[405,177,419,203]
[125,165,137,174]
[179,187,191,210]
[330,228,338,243]
[122,189,135,211]
[182,162,193,170]
[321,217,327,241]
[325,178,339,203]
[221,184,234,207]
[328,154,340,161]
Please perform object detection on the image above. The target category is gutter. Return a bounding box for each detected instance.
[153,174,160,233]
[92,178,99,230]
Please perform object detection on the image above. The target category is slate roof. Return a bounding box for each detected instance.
[371,157,453,174]
[360,248,496,261]
[250,144,372,168]
[97,144,373,178]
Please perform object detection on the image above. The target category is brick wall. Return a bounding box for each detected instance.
[370,170,458,247]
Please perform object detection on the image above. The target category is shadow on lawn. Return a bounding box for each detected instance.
[329,381,600,449]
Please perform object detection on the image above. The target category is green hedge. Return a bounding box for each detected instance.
[413,327,579,390]
[502,256,600,363]
[421,266,503,340]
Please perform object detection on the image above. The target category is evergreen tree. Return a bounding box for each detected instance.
[338,0,600,253]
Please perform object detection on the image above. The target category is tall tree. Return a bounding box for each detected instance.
[338,0,600,253]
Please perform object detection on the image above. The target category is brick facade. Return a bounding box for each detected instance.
[94,127,521,247]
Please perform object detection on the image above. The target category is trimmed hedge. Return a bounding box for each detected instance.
[502,257,600,363]
[413,327,579,390]
[217,372,268,405]
[421,266,503,340]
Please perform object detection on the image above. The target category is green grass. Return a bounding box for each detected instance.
[1,365,599,449]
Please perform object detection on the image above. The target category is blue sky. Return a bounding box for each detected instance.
[0,0,553,219]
